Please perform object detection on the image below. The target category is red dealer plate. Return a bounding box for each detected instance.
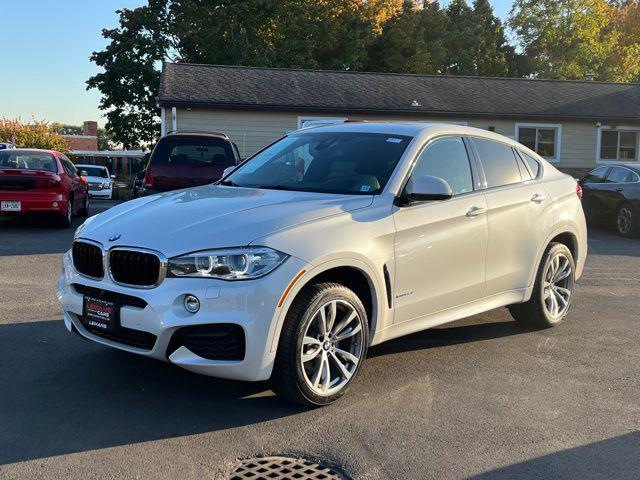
[83,296,118,332]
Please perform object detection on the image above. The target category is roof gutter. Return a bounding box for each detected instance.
[156,99,640,123]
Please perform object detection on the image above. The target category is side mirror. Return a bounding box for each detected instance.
[110,174,116,179]
[222,166,235,178]
[79,170,88,177]
[396,175,453,206]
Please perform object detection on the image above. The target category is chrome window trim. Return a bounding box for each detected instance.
[107,246,168,289]
[73,238,106,281]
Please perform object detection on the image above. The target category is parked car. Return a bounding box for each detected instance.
[59,123,587,406]
[141,132,240,195]
[1,148,89,227]
[76,164,115,200]
[579,164,640,237]
[0,142,15,150]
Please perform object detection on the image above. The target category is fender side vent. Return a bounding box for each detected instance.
[383,264,392,309]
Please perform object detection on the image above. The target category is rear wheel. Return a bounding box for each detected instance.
[616,203,638,237]
[58,199,73,228]
[272,282,369,406]
[509,242,575,328]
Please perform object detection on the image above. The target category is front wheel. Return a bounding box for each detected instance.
[509,242,575,328]
[272,282,369,406]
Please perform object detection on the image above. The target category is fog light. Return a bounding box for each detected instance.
[184,294,200,313]
[52,201,59,208]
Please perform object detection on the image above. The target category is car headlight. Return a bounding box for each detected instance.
[167,247,288,280]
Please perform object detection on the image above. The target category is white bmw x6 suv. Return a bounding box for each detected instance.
[58,123,587,406]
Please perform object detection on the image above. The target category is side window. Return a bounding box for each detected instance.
[582,166,609,184]
[473,138,522,188]
[607,166,636,184]
[63,158,77,176]
[518,150,541,178]
[412,137,473,196]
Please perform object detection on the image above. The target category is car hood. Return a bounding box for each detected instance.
[78,185,373,257]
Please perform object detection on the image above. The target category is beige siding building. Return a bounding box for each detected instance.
[158,63,640,175]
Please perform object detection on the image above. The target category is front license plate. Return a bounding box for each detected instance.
[83,296,118,332]
[1,201,21,212]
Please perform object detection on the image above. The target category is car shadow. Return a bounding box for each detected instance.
[0,319,305,465]
[469,432,640,479]
[368,318,537,359]
[2,313,538,466]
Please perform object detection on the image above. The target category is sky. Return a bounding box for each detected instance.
[0,0,512,128]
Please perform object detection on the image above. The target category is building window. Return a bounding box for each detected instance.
[600,130,638,162]
[515,124,561,162]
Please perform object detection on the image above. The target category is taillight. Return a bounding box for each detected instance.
[576,183,583,200]
[144,169,154,188]
[34,179,60,188]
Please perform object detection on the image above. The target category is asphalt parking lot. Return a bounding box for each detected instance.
[0,202,639,480]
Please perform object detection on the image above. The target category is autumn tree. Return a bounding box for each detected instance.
[0,118,69,151]
[509,0,617,80]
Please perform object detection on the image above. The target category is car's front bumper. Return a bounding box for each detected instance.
[57,250,308,381]
[88,188,112,198]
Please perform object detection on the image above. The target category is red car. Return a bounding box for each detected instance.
[0,148,89,228]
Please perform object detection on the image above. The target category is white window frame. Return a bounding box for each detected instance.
[515,123,562,163]
[596,125,640,164]
[297,116,348,129]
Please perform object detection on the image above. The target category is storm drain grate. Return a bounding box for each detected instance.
[230,456,349,480]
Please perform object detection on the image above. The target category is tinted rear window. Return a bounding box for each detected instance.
[0,151,57,172]
[473,138,522,188]
[150,137,235,168]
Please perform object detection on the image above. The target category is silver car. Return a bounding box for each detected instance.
[58,123,587,406]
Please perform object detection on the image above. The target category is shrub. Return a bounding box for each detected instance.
[0,117,69,152]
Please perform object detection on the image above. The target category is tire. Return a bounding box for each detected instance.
[58,199,73,228]
[78,195,89,218]
[508,242,575,328]
[271,282,369,406]
[615,203,639,238]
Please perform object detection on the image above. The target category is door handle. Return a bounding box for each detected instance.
[531,193,546,204]
[466,206,487,217]
[615,187,624,192]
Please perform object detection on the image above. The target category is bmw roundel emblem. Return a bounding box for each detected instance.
[108,234,122,242]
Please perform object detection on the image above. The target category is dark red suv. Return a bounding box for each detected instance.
[142,132,240,195]
[0,149,89,227]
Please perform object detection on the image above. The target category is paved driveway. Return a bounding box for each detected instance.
[0,204,638,479]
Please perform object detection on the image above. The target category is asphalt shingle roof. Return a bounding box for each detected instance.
[159,63,640,121]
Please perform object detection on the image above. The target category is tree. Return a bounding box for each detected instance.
[509,0,616,80]
[365,1,448,74]
[87,0,172,149]
[0,118,69,151]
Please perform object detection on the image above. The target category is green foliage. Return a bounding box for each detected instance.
[0,118,69,151]
[89,0,638,147]
[509,0,623,80]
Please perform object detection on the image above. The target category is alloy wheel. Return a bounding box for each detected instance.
[542,252,574,320]
[617,206,632,235]
[300,299,364,396]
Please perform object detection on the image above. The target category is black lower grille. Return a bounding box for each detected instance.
[72,283,147,309]
[72,241,104,278]
[167,324,245,361]
[109,249,161,287]
[80,317,157,350]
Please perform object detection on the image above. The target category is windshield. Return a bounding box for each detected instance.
[0,151,57,172]
[226,132,412,194]
[78,166,108,178]
[150,136,235,168]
